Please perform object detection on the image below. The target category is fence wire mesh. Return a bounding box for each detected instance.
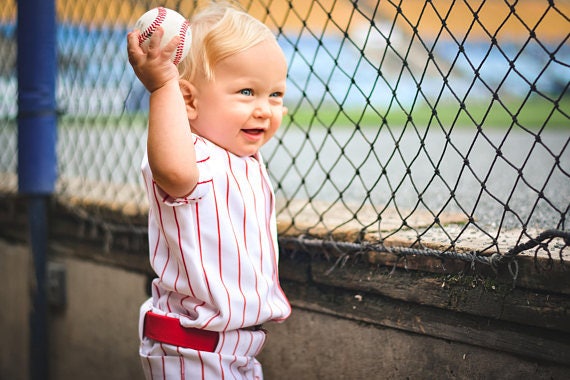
[0,0,568,273]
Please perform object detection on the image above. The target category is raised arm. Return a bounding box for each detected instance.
[127,27,199,197]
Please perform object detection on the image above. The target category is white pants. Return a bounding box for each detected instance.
[139,299,266,380]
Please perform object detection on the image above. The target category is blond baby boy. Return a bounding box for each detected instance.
[127,2,291,379]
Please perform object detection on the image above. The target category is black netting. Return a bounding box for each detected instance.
[0,0,568,273]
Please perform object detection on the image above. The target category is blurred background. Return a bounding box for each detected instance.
[0,1,569,379]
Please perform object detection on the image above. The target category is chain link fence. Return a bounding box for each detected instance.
[1,0,568,273]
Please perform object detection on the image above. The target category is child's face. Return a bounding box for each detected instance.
[189,39,287,157]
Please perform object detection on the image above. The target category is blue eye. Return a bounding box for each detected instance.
[270,92,283,98]
[240,89,253,96]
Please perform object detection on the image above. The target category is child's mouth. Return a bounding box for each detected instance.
[242,129,264,136]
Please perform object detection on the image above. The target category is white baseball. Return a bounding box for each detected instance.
[135,7,191,65]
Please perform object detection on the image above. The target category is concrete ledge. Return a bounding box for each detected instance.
[258,308,570,380]
[1,190,569,378]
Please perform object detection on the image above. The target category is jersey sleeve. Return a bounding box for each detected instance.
[142,134,213,206]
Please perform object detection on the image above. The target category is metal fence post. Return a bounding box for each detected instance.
[17,0,57,379]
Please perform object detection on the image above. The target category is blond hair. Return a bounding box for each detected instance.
[178,2,276,82]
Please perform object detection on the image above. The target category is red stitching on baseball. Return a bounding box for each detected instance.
[173,19,190,65]
[138,7,167,45]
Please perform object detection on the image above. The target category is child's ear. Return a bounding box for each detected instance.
[179,79,198,120]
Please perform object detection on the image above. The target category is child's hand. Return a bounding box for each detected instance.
[127,27,181,93]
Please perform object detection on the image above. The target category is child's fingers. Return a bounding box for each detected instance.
[147,26,164,53]
[147,27,180,60]
[127,30,143,64]
[126,30,141,50]
[163,34,181,56]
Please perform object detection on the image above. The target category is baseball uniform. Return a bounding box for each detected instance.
[139,134,291,379]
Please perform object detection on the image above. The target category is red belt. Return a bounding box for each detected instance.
[143,311,219,352]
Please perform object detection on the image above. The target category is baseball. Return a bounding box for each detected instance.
[135,7,191,65]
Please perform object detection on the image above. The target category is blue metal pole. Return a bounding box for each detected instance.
[17,2,57,194]
[26,197,50,380]
[17,0,57,379]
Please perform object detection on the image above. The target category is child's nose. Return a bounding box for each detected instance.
[253,100,271,118]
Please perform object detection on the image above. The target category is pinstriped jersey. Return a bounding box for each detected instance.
[142,135,291,332]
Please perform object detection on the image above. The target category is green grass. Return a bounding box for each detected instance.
[284,95,570,130]
[57,113,149,130]
[6,95,564,131]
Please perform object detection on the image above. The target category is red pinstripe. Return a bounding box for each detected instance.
[226,155,248,328]
[213,175,231,333]
[196,194,224,330]
[228,351,239,380]
[234,332,253,371]
[246,162,264,324]
[145,356,153,380]
[151,182,171,283]
[172,207,193,296]
[194,203,212,304]
[196,350,204,380]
